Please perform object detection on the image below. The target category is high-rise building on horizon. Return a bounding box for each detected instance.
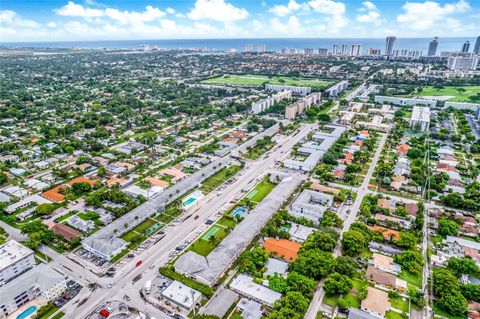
[341,44,349,55]
[461,41,470,53]
[304,48,314,55]
[474,36,480,55]
[244,43,253,52]
[427,36,439,56]
[385,36,396,56]
[318,48,328,56]
[368,48,381,56]
[331,44,339,55]
[256,44,266,53]
[447,55,479,70]
[351,44,362,56]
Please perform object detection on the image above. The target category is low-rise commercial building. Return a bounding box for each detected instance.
[161,280,202,310]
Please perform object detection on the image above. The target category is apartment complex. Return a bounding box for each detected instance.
[374,96,437,108]
[326,80,349,97]
[251,90,292,114]
[0,264,67,317]
[285,92,321,119]
[265,84,311,96]
[410,106,430,131]
[0,240,35,286]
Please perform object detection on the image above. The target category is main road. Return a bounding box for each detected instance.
[304,132,388,319]
[63,122,317,319]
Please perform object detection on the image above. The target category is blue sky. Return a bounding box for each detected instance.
[1,0,479,42]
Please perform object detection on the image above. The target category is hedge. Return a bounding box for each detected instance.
[159,266,214,298]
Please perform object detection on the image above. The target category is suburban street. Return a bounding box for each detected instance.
[304,132,388,319]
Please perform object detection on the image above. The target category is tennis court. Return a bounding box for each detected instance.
[202,226,220,240]
[246,189,258,199]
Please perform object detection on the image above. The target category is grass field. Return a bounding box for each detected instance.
[414,85,480,102]
[399,270,422,288]
[385,311,405,319]
[203,74,333,88]
[199,165,242,193]
[246,177,276,203]
[243,140,276,160]
[389,295,409,313]
[131,218,158,234]
[189,224,232,256]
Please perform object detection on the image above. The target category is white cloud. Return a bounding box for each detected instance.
[397,0,470,30]
[269,0,308,17]
[188,0,248,21]
[46,21,57,28]
[104,6,165,24]
[0,10,40,28]
[356,1,382,25]
[270,15,304,34]
[166,8,176,14]
[307,0,347,31]
[55,2,165,24]
[55,1,103,17]
[308,0,345,15]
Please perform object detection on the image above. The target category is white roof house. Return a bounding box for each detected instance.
[5,194,52,214]
[230,274,281,307]
[161,280,202,310]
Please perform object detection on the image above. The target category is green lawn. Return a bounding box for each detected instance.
[246,177,276,203]
[188,224,231,256]
[203,74,333,88]
[385,311,405,319]
[121,230,141,242]
[199,165,242,193]
[243,141,276,160]
[399,270,422,288]
[131,218,158,234]
[217,216,237,228]
[51,312,65,319]
[154,213,175,224]
[414,85,480,102]
[389,295,410,313]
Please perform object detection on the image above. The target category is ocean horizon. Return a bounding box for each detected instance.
[1,37,477,54]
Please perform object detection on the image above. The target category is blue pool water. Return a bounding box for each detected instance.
[231,206,246,217]
[183,197,197,206]
[16,306,37,319]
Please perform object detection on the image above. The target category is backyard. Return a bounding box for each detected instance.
[323,278,364,309]
[202,74,333,88]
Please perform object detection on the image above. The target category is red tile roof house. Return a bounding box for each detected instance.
[404,203,419,217]
[48,222,82,241]
[333,169,345,179]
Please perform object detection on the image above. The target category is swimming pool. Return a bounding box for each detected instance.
[231,206,246,218]
[183,197,197,206]
[16,306,37,319]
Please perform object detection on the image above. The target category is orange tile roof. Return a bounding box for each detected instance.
[66,177,96,187]
[396,144,410,154]
[263,238,301,262]
[310,183,340,195]
[107,178,128,187]
[49,222,81,241]
[145,177,169,188]
[370,225,400,241]
[42,186,65,202]
[359,130,369,136]
[345,153,354,159]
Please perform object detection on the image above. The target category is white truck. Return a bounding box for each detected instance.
[145,280,152,294]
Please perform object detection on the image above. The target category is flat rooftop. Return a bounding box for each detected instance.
[0,240,34,271]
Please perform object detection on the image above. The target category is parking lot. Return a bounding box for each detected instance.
[53,279,82,308]
[75,248,111,272]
